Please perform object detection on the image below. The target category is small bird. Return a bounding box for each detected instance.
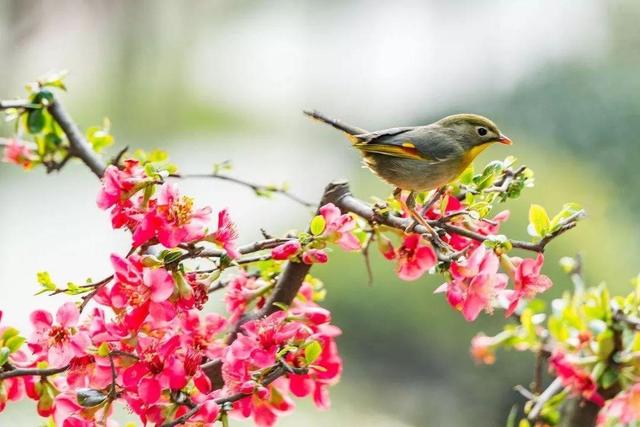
[304,110,512,247]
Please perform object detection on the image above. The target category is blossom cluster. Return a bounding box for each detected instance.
[0,158,343,427]
[378,183,553,321]
[468,257,640,427]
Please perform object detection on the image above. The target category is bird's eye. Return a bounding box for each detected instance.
[477,127,488,136]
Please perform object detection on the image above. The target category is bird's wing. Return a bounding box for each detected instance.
[352,127,426,160]
[353,126,463,162]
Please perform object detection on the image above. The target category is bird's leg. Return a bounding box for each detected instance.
[394,189,450,251]
[404,186,447,233]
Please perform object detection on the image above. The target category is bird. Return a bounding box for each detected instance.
[303,110,512,249]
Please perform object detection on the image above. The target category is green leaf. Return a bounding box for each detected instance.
[5,335,25,353]
[161,249,184,265]
[97,342,110,357]
[37,271,56,291]
[76,388,107,407]
[558,257,577,274]
[549,203,582,231]
[592,361,606,380]
[304,341,322,364]
[0,347,10,366]
[44,132,63,149]
[505,405,517,427]
[38,70,68,91]
[458,165,474,185]
[272,302,289,311]
[528,204,550,237]
[596,329,614,360]
[1,327,20,342]
[86,118,114,153]
[600,368,618,389]
[27,109,46,134]
[310,215,326,236]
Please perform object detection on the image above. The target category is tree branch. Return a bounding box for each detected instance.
[326,181,583,254]
[47,98,106,178]
[170,172,314,208]
[0,99,38,110]
[162,364,304,427]
[0,364,69,380]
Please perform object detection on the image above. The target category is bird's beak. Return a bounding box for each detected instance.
[498,134,513,145]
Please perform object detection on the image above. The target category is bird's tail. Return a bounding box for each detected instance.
[303,110,368,136]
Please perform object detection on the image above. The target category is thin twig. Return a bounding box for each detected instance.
[0,99,39,110]
[528,377,564,421]
[0,364,69,380]
[161,364,304,427]
[170,173,314,208]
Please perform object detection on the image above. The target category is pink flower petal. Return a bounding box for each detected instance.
[56,302,79,328]
[30,310,53,329]
[144,268,175,303]
[139,377,161,404]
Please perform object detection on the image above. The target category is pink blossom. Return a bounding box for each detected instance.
[209,208,239,258]
[225,274,267,322]
[376,234,396,260]
[122,336,184,405]
[319,203,361,251]
[425,193,462,221]
[550,351,604,406]
[435,246,509,321]
[100,254,176,329]
[394,234,437,281]
[271,240,301,261]
[28,302,91,368]
[178,310,227,361]
[470,333,496,365]
[227,312,301,370]
[2,139,33,169]
[505,253,553,315]
[598,384,640,425]
[96,160,145,210]
[302,249,328,265]
[133,182,211,248]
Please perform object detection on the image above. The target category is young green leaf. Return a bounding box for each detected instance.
[528,204,550,237]
[304,340,322,364]
[5,335,25,353]
[27,109,46,134]
[310,215,326,236]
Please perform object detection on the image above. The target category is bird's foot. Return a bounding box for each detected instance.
[404,219,419,234]
[426,230,453,254]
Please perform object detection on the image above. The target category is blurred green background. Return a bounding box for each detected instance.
[1,1,639,426]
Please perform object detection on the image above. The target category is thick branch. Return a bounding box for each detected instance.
[203,181,349,388]
[47,99,106,178]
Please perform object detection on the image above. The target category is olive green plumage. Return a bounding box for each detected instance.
[304,110,512,192]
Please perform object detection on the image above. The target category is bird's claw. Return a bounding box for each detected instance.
[404,220,418,234]
[427,232,453,254]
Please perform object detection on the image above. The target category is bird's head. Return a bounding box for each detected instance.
[437,114,512,150]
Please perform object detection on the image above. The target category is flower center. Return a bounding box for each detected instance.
[168,196,194,226]
[48,325,70,345]
[142,350,164,375]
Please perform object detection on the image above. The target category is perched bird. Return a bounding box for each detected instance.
[304,110,512,247]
